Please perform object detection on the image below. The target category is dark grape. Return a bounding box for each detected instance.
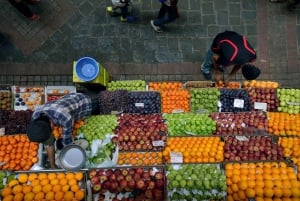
[98,90,128,114]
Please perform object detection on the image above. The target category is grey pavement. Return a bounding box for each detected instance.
[0,0,300,88]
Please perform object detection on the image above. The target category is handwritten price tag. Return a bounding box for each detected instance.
[152,140,164,147]
[254,102,267,111]
[170,152,183,163]
[233,99,244,108]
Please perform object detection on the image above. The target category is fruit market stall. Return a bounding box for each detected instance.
[0,80,300,201]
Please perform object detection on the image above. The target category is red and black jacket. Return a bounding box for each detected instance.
[211,31,256,66]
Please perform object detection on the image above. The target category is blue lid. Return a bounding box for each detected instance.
[75,57,99,82]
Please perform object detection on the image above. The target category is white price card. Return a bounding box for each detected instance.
[172,109,184,113]
[233,99,244,108]
[235,136,249,141]
[135,103,144,107]
[170,151,183,163]
[152,140,164,147]
[254,102,267,111]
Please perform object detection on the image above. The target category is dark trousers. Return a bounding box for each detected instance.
[154,3,178,26]
[7,0,34,18]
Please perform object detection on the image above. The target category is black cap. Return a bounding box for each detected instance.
[242,64,261,80]
[27,119,53,145]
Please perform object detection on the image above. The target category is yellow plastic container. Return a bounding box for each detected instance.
[72,61,109,86]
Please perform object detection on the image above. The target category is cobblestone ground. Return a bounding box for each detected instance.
[0,0,299,88]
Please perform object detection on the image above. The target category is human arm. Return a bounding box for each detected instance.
[224,64,242,86]
[212,54,222,82]
[46,145,58,169]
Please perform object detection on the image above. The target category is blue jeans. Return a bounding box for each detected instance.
[153,4,176,26]
[201,49,214,74]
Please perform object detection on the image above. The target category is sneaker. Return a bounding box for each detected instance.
[120,16,127,22]
[106,6,113,12]
[150,20,163,33]
[29,14,40,21]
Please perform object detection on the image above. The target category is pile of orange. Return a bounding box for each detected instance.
[160,89,190,113]
[148,82,190,113]
[278,137,300,158]
[118,152,163,166]
[267,112,300,136]
[148,82,183,91]
[243,80,279,88]
[52,119,85,139]
[0,135,39,171]
[1,172,85,201]
[163,137,224,163]
[215,81,241,89]
[225,162,300,201]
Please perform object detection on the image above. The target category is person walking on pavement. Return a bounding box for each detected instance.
[26,93,99,169]
[150,0,179,33]
[7,0,40,21]
[201,30,261,85]
[287,0,300,11]
[106,0,131,22]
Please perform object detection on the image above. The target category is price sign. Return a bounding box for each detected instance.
[172,109,184,113]
[254,102,267,111]
[233,99,244,108]
[235,136,249,141]
[152,140,164,147]
[170,152,183,163]
[135,103,144,107]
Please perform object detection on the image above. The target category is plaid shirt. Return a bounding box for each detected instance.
[32,93,92,146]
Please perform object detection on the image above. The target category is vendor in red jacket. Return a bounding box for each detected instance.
[201,30,261,85]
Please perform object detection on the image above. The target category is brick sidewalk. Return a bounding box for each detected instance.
[0,0,299,88]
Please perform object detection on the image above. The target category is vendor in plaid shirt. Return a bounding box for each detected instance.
[27,93,95,169]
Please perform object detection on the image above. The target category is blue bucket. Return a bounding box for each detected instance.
[75,57,99,82]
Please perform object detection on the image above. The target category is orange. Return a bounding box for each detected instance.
[273,187,283,198]
[12,184,23,194]
[30,179,40,187]
[42,183,52,193]
[50,179,59,186]
[255,186,264,197]
[245,188,255,198]
[32,184,42,194]
[34,191,45,201]
[62,185,70,192]
[264,180,274,188]
[237,190,246,200]
[238,180,248,190]
[264,187,274,198]
[45,191,55,201]
[17,174,28,184]
[28,173,38,182]
[54,191,64,201]
[70,184,80,192]
[282,188,292,197]
[68,178,77,186]
[52,184,62,192]
[60,178,68,186]
[2,195,13,201]
[1,187,12,197]
[40,178,50,186]
[13,192,24,201]
[74,172,83,181]
[56,172,66,179]
[47,172,57,180]
[22,185,32,194]
[38,173,47,180]
[64,191,74,201]
[24,192,35,201]
[66,172,75,180]
[75,189,85,200]
[291,188,300,197]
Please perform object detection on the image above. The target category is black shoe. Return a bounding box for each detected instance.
[202,72,211,80]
